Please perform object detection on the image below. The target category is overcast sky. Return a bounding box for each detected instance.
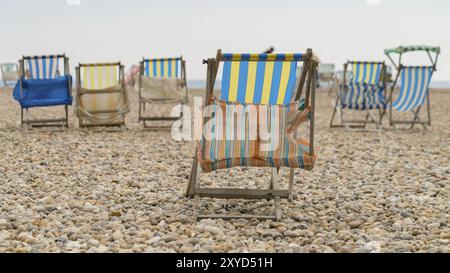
[0,0,448,80]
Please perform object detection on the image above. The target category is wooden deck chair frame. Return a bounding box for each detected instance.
[18,54,71,128]
[138,57,188,131]
[384,46,440,130]
[76,62,128,128]
[186,49,318,221]
[330,61,387,131]
[1,63,19,88]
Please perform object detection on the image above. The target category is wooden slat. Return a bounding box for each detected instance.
[194,188,289,200]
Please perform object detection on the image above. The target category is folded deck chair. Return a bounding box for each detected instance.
[138,57,188,130]
[330,61,387,130]
[13,55,73,128]
[1,63,19,88]
[385,46,440,130]
[76,62,129,128]
[186,49,318,221]
[318,63,337,95]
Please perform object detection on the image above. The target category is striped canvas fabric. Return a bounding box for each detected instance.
[220,54,301,105]
[340,83,386,110]
[393,67,434,112]
[350,63,383,85]
[25,56,61,80]
[78,64,128,122]
[198,98,316,173]
[144,58,180,78]
[81,65,120,90]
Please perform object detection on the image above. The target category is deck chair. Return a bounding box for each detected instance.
[138,57,188,130]
[13,55,73,128]
[330,61,387,130]
[385,46,440,130]
[317,63,337,95]
[76,62,129,128]
[1,63,19,87]
[186,49,318,221]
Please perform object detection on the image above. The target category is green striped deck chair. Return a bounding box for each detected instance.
[138,57,188,131]
[317,63,338,95]
[330,61,387,131]
[75,62,129,128]
[385,46,440,130]
[1,63,19,87]
[186,49,318,221]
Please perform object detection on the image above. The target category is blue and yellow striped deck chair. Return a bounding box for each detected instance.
[385,46,440,129]
[13,54,73,128]
[330,61,387,130]
[138,57,188,130]
[75,62,129,128]
[186,49,318,221]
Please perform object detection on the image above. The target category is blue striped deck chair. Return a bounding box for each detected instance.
[75,62,129,128]
[330,61,387,130]
[385,46,440,129]
[13,55,73,128]
[186,49,318,221]
[1,63,19,88]
[138,57,188,130]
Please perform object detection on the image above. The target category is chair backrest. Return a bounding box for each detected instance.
[1,63,19,81]
[393,66,434,112]
[348,62,384,85]
[220,54,302,105]
[79,63,121,90]
[319,63,335,76]
[143,58,181,79]
[22,55,65,80]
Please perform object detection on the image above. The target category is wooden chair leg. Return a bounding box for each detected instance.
[272,168,282,221]
[186,151,199,197]
[288,168,295,202]
[65,105,69,128]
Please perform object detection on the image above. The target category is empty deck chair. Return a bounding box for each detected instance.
[330,61,387,130]
[138,57,188,130]
[385,46,440,129]
[1,63,19,88]
[76,62,129,128]
[186,49,318,221]
[317,63,337,95]
[13,55,73,127]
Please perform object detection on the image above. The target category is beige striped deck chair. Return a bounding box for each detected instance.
[138,57,188,130]
[76,62,129,128]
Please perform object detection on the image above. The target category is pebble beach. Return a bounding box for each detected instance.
[0,86,449,253]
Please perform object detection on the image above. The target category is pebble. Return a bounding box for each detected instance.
[0,89,448,253]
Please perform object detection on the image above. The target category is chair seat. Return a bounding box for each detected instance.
[340,83,386,110]
[13,76,73,108]
[198,138,315,173]
[19,98,73,108]
[197,99,316,173]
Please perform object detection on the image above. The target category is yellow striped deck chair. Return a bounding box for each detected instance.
[138,57,188,131]
[330,61,387,131]
[186,49,318,221]
[76,62,129,128]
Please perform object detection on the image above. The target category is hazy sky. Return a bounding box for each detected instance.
[0,0,448,80]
